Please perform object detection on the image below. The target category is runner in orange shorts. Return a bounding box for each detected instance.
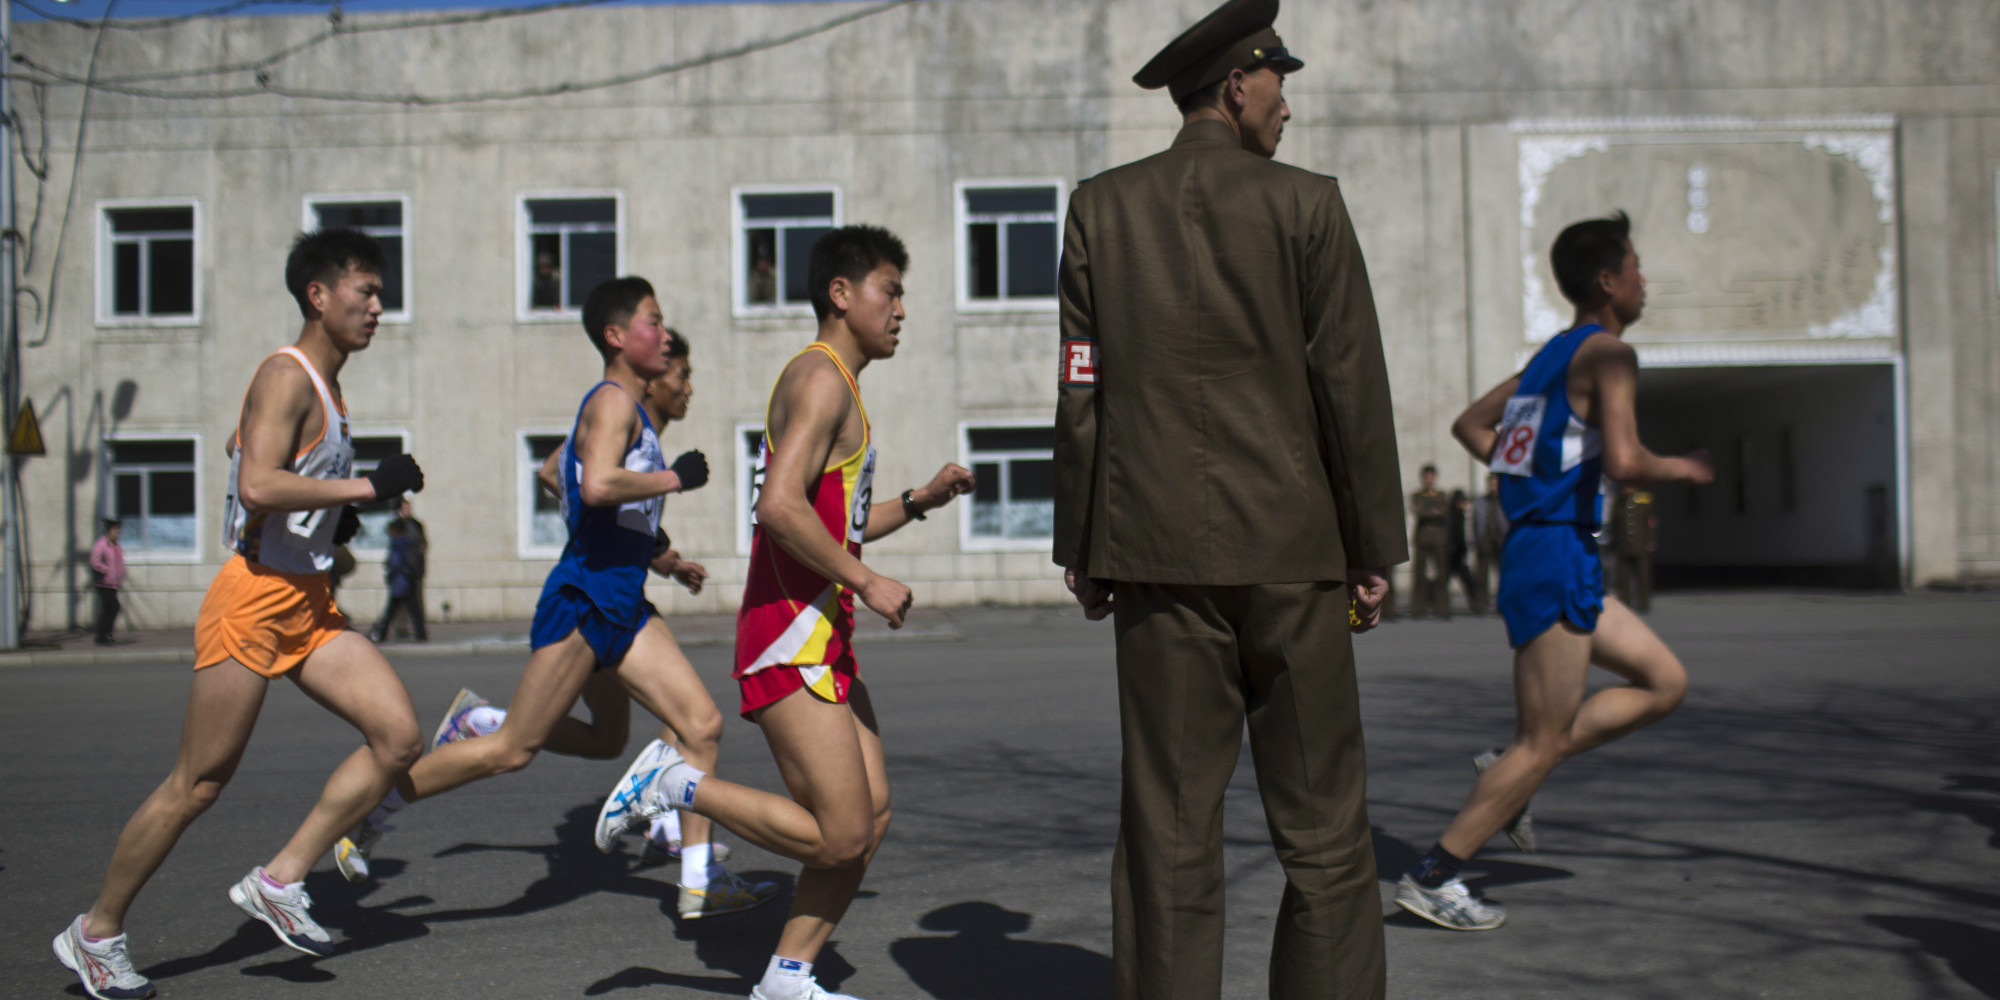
[53,228,428,1000]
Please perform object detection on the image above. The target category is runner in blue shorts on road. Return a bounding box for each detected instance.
[1395,211,1716,930]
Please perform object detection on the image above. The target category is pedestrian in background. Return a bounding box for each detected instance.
[1448,489,1483,614]
[1609,485,1656,612]
[388,498,427,639]
[370,519,428,642]
[89,519,125,645]
[1410,464,1451,618]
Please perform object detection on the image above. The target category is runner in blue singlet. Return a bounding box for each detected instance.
[1395,211,1716,931]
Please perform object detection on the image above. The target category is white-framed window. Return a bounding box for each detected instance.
[103,433,201,559]
[96,199,200,326]
[520,431,570,559]
[736,423,766,555]
[349,433,412,553]
[517,193,623,322]
[954,180,1063,312]
[303,194,412,323]
[960,421,1055,550]
[733,186,839,317]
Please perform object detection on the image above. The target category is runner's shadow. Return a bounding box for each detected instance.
[889,902,1111,1000]
[1913,774,2000,849]
[584,921,855,998]
[1866,915,2000,999]
[424,804,679,922]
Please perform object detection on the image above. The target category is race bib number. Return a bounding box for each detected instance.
[1490,394,1546,477]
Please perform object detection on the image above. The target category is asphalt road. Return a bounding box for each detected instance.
[3,592,1997,999]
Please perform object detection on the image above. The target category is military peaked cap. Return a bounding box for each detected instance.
[1132,0,1304,104]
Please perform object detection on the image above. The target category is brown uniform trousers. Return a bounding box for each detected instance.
[1054,119,1404,1000]
[1409,489,1451,618]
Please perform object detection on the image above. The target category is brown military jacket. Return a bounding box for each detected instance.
[1052,119,1408,584]
[1410,488,1450,547]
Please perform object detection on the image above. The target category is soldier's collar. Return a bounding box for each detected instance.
[1172,118,1246,150]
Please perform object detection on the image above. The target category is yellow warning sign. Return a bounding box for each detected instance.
[8,400,45,456]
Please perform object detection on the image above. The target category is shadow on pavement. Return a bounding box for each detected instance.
[1866,915,2000,999]
[889,902,1111,1000]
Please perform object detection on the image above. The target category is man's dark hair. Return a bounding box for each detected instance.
[581,277,657,360]
[1177,79,1225,114]
[102,518,121,531]
[286,228,385,318]
[1421,463,1438,476]
[664,327,690,362]
[808,225,909,322]
[1550,210,1633,307]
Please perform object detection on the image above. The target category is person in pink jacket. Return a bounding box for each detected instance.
[90,519,126,645]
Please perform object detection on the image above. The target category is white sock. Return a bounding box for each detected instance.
[648,811,682,847]
[366,788,408,828]
[758,955,814,1000]
[659,761,705,810]
[679,841,712,887]
[466,706,506,736]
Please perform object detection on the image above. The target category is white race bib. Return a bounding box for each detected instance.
[1490,394,1546,477]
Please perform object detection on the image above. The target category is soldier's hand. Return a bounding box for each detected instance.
[1066,566,1115,622]
[1349,568,1390,633]
[917,464,976,509]
[858,571,913,630]
[1681,448,1716,486]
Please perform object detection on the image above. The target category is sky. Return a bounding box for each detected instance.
[11,0,798,23]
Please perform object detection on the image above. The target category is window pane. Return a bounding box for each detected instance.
[108,206,193,234]
[742,429,765,459]
[314,201,401,229]
[527,198,616,225]
[530,233,563,309]
[378,236,405,312]
[567,231,617,310]
[965,186,1056,215]
[148,238,196,315]
[145,515,197,550]
[968,223,999,299]
[968,427,1054,452]
[1006,499,1054,539]
[115,473,144,518]
[742,192,834,220]
[113,242,142,315]
[111,440,196,464]
[528,434,567,461]
[150,470,197,515]
[1004,222,1058,298]
[782,226,830,304]
[746,229,778,305]
[1009,458,1055,501]
[972,462,1000,503]
[353,509,395,550]
[352,437,405,465]
[531,510,567,548]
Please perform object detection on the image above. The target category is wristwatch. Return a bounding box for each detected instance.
[900,489,926,521]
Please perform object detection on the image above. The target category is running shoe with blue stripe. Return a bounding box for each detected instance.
[1394,873,1506,931]
[596,738,677,853]
[430,687,492,751]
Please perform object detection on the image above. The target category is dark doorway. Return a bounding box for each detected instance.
[1636,364,1899,589]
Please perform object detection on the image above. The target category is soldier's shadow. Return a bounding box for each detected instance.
[889,902,1112,1000]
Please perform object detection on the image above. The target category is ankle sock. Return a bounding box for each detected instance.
[679,841,712,887]
[466,706,506,736]
[659,761,705,810]
[1410,843,1466,888]
[259,868,294,891]
[758,955,814,1000]
[367,788,409,829]
[649,811,682,847]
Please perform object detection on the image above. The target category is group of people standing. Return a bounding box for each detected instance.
[50,0,1718,998]
[1405,467,1509,619]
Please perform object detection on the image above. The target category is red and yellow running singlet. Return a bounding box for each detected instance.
[734,343,877,702]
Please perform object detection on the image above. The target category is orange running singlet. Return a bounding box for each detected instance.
[734,343,877,719]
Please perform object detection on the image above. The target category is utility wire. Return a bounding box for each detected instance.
[27,0,118,349]
[16,0,337,31]
[10,0,912,105]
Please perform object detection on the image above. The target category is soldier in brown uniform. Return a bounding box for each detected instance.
[1608,485,1656,611]
[1053,0,1406,996]
[1410,465,1452,618]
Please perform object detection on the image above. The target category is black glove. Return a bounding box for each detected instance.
[652,527,673,560]
[332,505,362,546]
[365,453,424,499]
[669,450,710,492]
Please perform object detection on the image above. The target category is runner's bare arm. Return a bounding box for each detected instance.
[861,463,976,542]
[235,357,377,513]
[1591,338,1714,486]
[1452,375,1520,464]
[576,388,682,506]
[759,359,912,627]
[537,448,563,499]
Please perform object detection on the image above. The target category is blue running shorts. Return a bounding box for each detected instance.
[529,585,658,670]
[1496,523,1604,648]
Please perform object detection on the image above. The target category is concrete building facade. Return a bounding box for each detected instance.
[9,0,1998,628]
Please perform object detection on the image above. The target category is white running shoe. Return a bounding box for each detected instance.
[228,868,333,956]
[595,738,678,853]
[678,866,781,919]
[1473,749,1538,852]
[52,915,155,1000]
[334,819,386,884]
[430,687,492,750]
[1394,873,1506,931]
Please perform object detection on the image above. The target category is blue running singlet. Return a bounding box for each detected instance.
[1492,325,1607,647]
[529,381,665,668]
